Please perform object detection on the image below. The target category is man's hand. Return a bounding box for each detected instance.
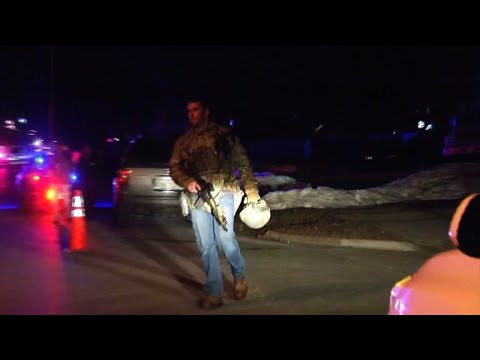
[247,191,261,204]
[187,180,202,193]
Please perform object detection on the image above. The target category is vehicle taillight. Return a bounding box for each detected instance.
[46,188,56,201]
[117,169,132,185]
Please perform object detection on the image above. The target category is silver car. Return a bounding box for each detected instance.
[112,137,184,227]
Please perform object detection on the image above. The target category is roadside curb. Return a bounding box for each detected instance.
[258,230,422,252]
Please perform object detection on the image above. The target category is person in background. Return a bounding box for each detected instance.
[76,143,98,211]
[50,142,75,224]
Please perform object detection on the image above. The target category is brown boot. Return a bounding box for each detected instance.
[233,276,248,300]
[198,295,223,310]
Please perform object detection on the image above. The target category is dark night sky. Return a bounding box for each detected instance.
[0,46,478,145]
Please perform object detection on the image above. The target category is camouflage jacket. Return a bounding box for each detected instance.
[169,121,258,208]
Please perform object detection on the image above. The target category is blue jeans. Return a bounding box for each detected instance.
[191,191,245,297]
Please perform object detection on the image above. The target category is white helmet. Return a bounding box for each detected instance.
[239,199,271,229]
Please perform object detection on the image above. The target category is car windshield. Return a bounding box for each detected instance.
[123,138,175,167]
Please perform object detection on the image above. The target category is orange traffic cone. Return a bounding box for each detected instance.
[69,189,87,251]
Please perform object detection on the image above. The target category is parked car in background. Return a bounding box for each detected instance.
[112,136,183,227]
[15,144,77,214]
[0,127,39,168]
[15,154,56,213]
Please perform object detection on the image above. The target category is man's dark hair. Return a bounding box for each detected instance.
[186,96,211,110]
[457,194,480,258]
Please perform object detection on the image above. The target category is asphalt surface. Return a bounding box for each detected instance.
[0,163,471,314]
[0,208,434,314]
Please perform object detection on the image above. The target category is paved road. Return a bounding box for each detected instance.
[0,164,464,315]
[0,207,435,315]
